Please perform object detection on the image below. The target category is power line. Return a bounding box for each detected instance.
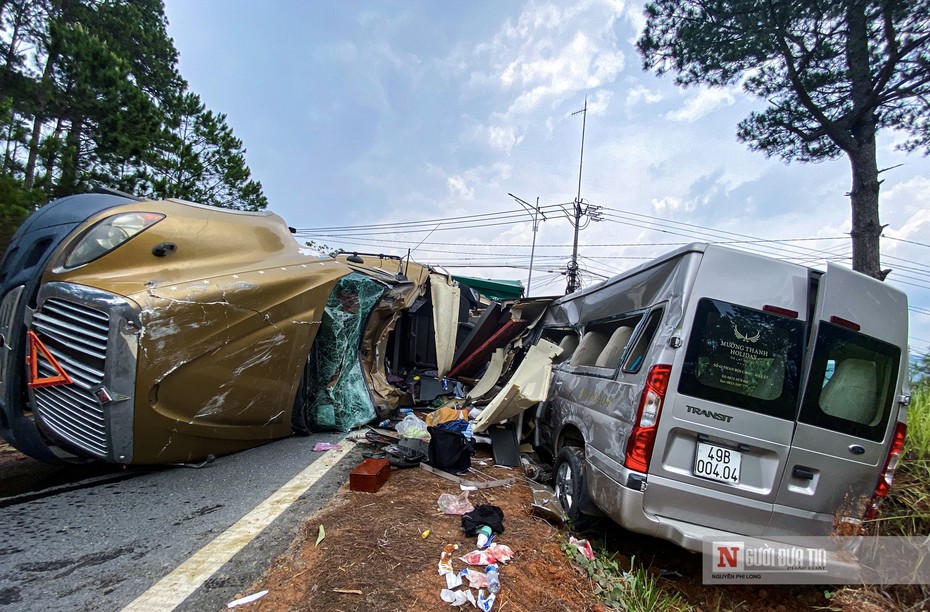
[884,236,930,249]
[294,205,566,234]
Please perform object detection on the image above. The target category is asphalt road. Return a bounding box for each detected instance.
[0,433,364,611]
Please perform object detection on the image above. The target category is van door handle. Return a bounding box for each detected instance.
[792,466,815,480]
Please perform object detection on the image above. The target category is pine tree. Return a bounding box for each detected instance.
[0,0,267,223]
[638,0,930,280]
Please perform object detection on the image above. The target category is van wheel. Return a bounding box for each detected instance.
[554,446,599,530]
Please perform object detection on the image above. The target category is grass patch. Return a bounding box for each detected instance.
[561,538,692,611]
[871,387,930,537]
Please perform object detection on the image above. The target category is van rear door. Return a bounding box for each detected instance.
[767,263,907,535]
[643,247,808,535]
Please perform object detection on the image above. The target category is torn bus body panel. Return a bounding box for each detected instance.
[471,338,562,433]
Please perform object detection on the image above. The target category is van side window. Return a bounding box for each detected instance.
[622,308,663,373]
[799,322,899,441]
[540,328,579,365]
[569,331,609,367]
[570,314,643,369]
[678,298,805,420]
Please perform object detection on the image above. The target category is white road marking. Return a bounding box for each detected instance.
[122,435,355,611]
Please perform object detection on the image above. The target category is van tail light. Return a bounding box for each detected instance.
[624,364,672,473]
[864,421,907,520]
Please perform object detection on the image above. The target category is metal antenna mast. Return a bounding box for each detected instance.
[509,193,546,297]
[567,97,588,294]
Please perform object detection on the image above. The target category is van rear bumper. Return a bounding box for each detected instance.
[588,458,723,550]
[588,461,861,580]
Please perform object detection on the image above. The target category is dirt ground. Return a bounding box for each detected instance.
[239,439,926,612]
[247,448,595,612]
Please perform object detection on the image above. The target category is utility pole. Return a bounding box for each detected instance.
[509,193,546,297]
[567,98,588,294]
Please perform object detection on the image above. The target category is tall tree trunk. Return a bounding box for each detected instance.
[37,114,64,191]
[55,116,81,197]
[2,1,25,69]
[845,0,884,280]
[848,138,884,280]
[23,48,58,190]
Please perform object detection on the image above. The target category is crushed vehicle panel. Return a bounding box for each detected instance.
[2,194,350,464]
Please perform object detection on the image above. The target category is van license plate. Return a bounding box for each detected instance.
[694,442,741,484]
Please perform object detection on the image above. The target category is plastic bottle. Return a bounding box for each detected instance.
[476,524,493,548]
[485,563,500,593]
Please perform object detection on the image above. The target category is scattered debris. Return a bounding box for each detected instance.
[396,413,430,439]
[438,543,459,576]
[244,450,594,611]
[437,491,474,515]
[315,525,325,547]
[440,588,475,607]
[420,463,516,489]
[460,543,514,566]
[459,567,488,589]
[477,589,496,611]
[312,442,342,452]
[421,529,431,539]
[461,505,505,541]
[528,481,566,524]
[569,536,594,561]
[226,590,268,608]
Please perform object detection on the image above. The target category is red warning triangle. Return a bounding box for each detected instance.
[26,331,74,388]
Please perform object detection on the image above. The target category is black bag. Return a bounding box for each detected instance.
[426,426,474,474]
[461,505,505,536]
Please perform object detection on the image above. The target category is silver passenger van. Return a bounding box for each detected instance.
[534,243,910,550]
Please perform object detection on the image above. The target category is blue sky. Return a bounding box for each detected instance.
[163,0,930,365]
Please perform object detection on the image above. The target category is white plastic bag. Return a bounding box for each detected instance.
[437,490,474,515]
[395,413,429,439]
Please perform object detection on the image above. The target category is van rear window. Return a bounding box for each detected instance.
[678,298,805,420]
[798,322,899,442]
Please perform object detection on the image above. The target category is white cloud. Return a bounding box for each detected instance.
[625,85,662,108]
[651,196,686,214]
[467,0,627,124]
[447,175,475,201]
[882,176,930,240]
[665,88,737,122]
[504,32,625,115]
[488,125,524,152]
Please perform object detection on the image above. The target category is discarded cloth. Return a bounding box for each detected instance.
[425,407,469,426]
[461,505,505,536]
[436,419,472,440]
